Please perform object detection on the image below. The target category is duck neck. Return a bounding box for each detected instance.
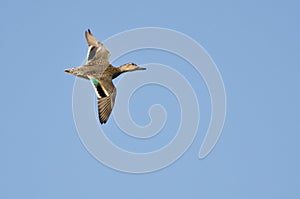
[112,66,125,79]
[112,64,129,79]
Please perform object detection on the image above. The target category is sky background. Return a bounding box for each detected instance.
[1,0,300,198]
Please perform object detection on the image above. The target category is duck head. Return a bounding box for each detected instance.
[119,63,146,72]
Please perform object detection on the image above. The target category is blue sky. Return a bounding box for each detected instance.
[1,0,300,198]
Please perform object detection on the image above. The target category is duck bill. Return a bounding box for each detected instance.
[136,66,146,70]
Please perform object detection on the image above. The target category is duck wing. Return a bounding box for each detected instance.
[85,29,111,67]
[88,76,116,124]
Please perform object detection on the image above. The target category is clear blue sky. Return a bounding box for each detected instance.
[1,0,299,198]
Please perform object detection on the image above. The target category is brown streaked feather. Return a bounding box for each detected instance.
[98,88,116,124]
[85,29,100,46]
[88,75,116,124]
[84,29,110,66]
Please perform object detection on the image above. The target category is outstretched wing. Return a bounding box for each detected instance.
[88,76,116,124]
[85,29,110,67]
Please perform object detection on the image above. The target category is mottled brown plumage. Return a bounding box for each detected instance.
[65,29,146,124]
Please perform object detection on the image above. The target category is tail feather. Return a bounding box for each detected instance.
[64,68,76,74]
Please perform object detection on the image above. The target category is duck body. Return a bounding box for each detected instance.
[65,64,119,80]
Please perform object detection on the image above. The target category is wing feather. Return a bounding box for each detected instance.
[88,76,116,124]
[84,29,110,67]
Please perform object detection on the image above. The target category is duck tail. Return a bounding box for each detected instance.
[64,67,76,74]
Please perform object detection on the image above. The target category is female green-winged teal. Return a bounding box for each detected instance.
[65,29,146,124]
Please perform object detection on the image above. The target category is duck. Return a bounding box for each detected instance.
[65,29,146,124]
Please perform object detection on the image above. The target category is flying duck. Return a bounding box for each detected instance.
[65,29,146,124]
